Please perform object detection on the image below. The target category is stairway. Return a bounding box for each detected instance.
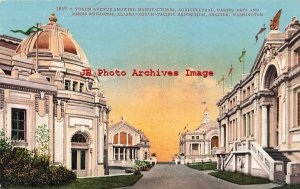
[264,147,290,174]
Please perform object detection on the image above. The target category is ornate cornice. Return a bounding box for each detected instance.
[0,83,56,96]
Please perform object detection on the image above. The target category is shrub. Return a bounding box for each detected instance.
[0,131,76,187]
[125,168,135,174]
[133,160,152,171]
[49,165,76,186]
[133,169,141,175]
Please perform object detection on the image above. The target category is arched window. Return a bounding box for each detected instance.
[113,133,118,144]
[120,132,127,145]
[128,134,133,145]
[264,65,278,89]
[71,133,87,143]
[211,136,219,149]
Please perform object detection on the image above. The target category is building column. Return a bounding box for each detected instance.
[198,143,201,155]
[123,148,126,160]
[205,143,209,155]
[262,105,268,148]
[127,148,130,160]
[225,124,229,150]
[118,148,120,160]
[113,147,115,160]
[221,126,225,147]
[282,98,286,143]
[245,114,248,137]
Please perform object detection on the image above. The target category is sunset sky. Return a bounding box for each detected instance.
[1,0,299,161]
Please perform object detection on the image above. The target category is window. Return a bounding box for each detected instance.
[80,151,86,169]
[120,132,127,145]
[11,108,26,141]
[192,144,198,150]
[113,133,119,144]
[71,150,77,170]
[3,70,11,76]
[79,83,84,92]
[65,80,70,90]
[71,133,87,143]
[298,93,300,126]
[128,134,133,145]
[196,136,199,139]
[72,81,78,91]
[192,136,195,140]
[46,77,51,82]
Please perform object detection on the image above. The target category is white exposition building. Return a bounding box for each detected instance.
[0,14,110,177]
[216,17,300,184]
[108,118,150,167]
[179,110,219,164]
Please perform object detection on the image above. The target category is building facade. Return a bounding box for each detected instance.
[216,17,300,184]
[179,110,219,164]
[0,14,110,177]
[108,118,150,167]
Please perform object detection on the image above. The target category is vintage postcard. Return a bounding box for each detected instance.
[0,0,300,188]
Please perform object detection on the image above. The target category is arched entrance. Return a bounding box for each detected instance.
[211,136,219,154]
[71,132,89,176]
[262,64,279,148]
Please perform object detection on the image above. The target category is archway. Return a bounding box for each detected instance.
[211,136,219,155]
[263,64,279,148]
[71,132,89,176]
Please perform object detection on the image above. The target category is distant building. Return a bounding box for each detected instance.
[0,14,110,177]
[216,17,300,184]
[108,118,150,167]
[179,110,219,164]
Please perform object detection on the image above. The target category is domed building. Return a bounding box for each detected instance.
[178,109,219,164]
[0,14,110,177]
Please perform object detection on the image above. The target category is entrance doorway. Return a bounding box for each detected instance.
[71,132,89,176]
[263,65,279,148]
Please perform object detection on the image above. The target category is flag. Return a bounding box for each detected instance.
[218,75,224,85]
[201,101,206,105]
[10,26,42,36]
[178,132,181,136]
[255,25,266,43]
[270,9,282,30]
[239,49,246,63]
[228,64,233,77]
[183,126,187,130]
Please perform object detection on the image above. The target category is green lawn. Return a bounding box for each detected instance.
[187,162,217,171]
[272,185,300,189]
[209,171,270,185]
[6,174,142,189]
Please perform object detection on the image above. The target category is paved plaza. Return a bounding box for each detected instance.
[121,164,280,189]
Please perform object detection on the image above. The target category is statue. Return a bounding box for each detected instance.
[270,9,282,30]
[49,13,57,23]
[285,16,300,30]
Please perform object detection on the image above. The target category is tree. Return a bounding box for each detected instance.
[35,124,49,155]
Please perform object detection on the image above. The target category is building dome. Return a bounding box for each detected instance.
[15,13,89,66]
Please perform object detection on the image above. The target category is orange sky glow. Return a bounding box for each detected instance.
[103,75,223,161]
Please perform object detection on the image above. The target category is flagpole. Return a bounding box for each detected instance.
[243,59,245,75]
[36,23,39,73]
[222,75,224,95]
[263,24,266,40]
[231,71,233,88]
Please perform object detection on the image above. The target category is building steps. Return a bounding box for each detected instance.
[264,147,290,175]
